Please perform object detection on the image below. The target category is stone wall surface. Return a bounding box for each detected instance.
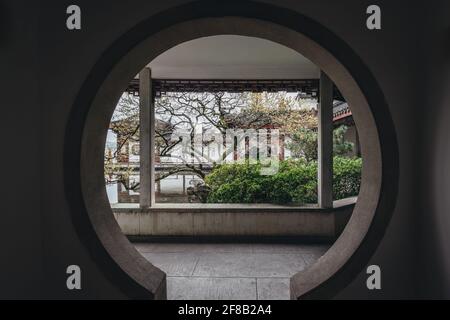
[1,0,448,299]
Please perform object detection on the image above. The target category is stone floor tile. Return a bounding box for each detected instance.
[193,253,307,278]
[257,278,291,300]
[141,252,199,276]
[167,276,257,300]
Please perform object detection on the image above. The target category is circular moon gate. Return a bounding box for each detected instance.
[66,1,398,299]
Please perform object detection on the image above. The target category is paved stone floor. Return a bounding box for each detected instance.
[134,242,329,300]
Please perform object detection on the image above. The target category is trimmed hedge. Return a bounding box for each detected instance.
[204,157,362,205]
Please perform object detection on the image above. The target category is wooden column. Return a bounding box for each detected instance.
[139,67,155,208]
[318,71,333,208]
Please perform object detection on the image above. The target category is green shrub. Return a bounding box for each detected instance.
[205,162,272,203]
[332,156,362,200]
[205,157,362,205]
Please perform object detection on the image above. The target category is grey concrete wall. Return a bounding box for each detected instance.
[344,125,361,157]
[42,0,417,299]
[0,1,43,299]
[2,0,445,299]
[418,0,450,299]
[113,202,354,238]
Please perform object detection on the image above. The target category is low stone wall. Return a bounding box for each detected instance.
[112,198,356,240]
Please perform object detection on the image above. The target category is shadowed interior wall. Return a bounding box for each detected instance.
[0,1,42,299]
[39,0,420,299]
[418,0,450,299]
[2,0,446,299]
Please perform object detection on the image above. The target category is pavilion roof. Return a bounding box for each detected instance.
[125,78,345,101]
